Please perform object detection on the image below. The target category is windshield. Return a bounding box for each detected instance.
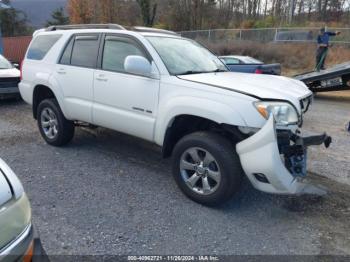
[0,55,13,69]
[146,36,227,75]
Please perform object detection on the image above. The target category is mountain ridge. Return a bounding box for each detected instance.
[11,0,68,28]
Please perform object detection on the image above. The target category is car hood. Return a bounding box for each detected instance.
[0,170,12,207]
[0,158,24,200]
[178,72,312,110]
[0,68,20,78]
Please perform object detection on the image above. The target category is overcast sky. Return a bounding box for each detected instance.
[10,0,67,27]
[11,0,65,2]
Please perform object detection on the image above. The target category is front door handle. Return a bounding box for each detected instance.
[57,68,66,75]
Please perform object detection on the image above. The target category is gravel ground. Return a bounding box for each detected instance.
[0,94,349,256]
[304,91,350,185]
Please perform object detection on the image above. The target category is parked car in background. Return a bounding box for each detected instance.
[0,55,21,98]
[0,158,45,261]
[219,55,282,75]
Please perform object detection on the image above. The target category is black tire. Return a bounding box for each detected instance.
[37,98,74,146]
[172,131,243,206]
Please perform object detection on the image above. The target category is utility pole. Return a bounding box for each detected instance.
[0,0,11,55]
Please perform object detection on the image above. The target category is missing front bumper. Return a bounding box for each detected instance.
[236,116,331,195]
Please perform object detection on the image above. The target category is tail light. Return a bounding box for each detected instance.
[255,68,263,74]
[20,60,23,80]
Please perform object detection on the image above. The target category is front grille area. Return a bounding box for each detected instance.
[0,77,20,89]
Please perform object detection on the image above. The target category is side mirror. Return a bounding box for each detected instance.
[124,56,152,77]
[13,63,19,69]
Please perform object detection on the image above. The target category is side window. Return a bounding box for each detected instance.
[59,37,74,65]
[70,35,100,68]
[102,36,146,73]
[27,34,62,60]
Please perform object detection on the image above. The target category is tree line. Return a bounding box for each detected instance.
[0,0,33,36]
[1,0,350,37]
[66,0,350,31]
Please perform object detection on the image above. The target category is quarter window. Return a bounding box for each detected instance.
[27,35,62,60]
[70,35,100,68]
[102,36,146,73]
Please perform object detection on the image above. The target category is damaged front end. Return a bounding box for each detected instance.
[236,116,331,195]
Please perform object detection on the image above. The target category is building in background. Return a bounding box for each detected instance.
[0,0,11,54]
[3,36,32,63]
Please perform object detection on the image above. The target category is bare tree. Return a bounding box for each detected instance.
[136,0,158,27]
[66,0,350,31]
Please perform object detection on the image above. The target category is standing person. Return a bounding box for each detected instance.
[316,27,341,71]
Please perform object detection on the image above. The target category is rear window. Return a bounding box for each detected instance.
[27,34,62,60]
[70,35,100,68]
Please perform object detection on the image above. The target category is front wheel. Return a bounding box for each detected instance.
[172,132,243,206]
[37,99,75,146]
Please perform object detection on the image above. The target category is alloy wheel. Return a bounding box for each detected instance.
[180,147,221,195]
[40,107,59,140]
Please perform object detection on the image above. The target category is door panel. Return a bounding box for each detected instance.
[54,65,94,122]
[93,70,159,141]
[93,35,159,141]
[53,34,100,122]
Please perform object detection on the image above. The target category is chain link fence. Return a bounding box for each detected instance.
[180,28,350,45]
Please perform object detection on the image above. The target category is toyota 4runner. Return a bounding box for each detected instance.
[19,24,332,206]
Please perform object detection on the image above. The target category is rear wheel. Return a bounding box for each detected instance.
[37,99,74,146]
[172,131,243,206]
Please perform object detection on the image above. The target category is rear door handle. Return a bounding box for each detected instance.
[96,74,108,82]
[96,78,108,82]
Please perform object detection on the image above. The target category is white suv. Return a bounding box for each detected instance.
[19,24,331,206]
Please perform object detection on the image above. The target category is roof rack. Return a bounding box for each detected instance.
[46,24,126,31]
[131,26,178,36]
[44,24,179,36]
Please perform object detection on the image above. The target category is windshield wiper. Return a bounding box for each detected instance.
[209,69,227,73]
[177,69,227,76]
[176,70,207,76]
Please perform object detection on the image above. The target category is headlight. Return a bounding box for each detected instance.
[254,101,299,125]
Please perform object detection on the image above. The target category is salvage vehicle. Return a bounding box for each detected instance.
[0,158,45,261]
[19,24,331,206]
[0,54,21,98]
[219,55,281,75]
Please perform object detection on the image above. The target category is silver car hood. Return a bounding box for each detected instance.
[0,158,24,201]
[0,170,12,207]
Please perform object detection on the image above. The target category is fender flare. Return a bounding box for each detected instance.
[32,73,68,118]
[154,96,247,145]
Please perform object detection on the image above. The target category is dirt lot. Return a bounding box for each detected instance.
[0,92,349,256]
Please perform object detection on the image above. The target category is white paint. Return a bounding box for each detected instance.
[0,68,20,78]
[19,28,319,197]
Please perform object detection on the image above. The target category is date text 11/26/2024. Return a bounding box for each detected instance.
[127,256,220,261]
